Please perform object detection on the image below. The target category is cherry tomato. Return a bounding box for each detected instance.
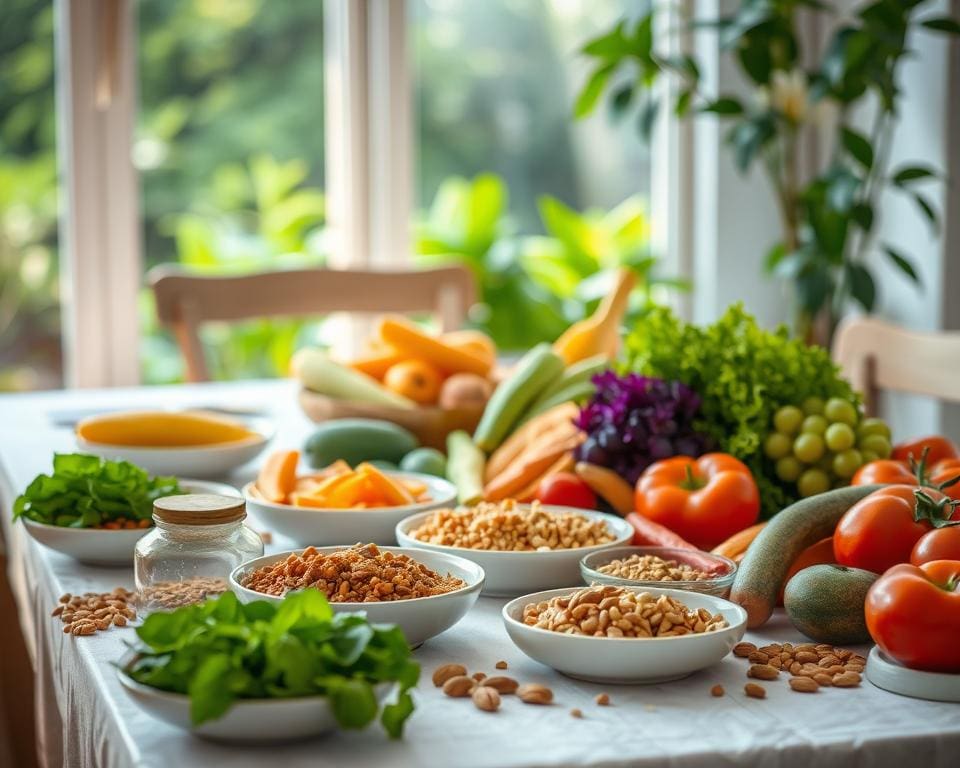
[852,457,960,501]
[834,485,958,574]
[633,453,760,550]
[911,527,960,565]
[536,472,597,510]
[891,436,959,466]
[865,560,960,673]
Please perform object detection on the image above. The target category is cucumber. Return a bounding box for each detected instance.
[521,379,596,423]
[527,355,606,412]
[784,564,878,644]
[399,447,447,478]
[446,430,485,505]
[730,484,882,628]
[292,348,415,409]
[304,419,418,468]
[473,344,564,452]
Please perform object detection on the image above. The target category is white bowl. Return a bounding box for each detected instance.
[117,671,391,743]
[242,472,456,546]
[229,546,484,648]
[502,586,747,684]
[865,646,960,702]
[396,507,634,597]
[20,480,240,566]
[77,418,274,479]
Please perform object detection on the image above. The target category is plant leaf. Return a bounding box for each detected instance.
[892,165,938,185]
[882,245,922,285]
[912,193,939,231]
[610,85,634,116]
[922,17,960,35]
[638,97,660,141]
[847,263,877,311]
[841,127,873,169]
[574,63,615,118]
[700,97,744,115]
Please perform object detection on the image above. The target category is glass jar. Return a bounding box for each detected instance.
[135,493,263,612]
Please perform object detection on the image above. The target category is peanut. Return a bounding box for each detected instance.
[517,683,553,705]
[495,660,508,670]
[570,708,583,718]
[472,672,487,682]
[813,673,833,687]
[833,671,861,687]
[483,676,519,695]
[744,683,766,699]
[710,684,725,697]
[432,664,467,687]
[595,553,714,582]
[471,686,500,712]
[595,693,610,706]
[789,677,819,693]
[442,675,476,698]
[748,664,779,681]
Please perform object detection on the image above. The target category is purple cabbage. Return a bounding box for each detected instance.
[574,371,712,485]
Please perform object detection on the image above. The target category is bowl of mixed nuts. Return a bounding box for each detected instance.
[580,547,737,597]
[501,584,747,684]
[395,501,633,597]
[229,543,484,647]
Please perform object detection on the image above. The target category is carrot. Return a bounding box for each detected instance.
[343,348,406,380]
[378,316,492,377]
[485,402,579,481]
[355,463,415,506]
[514,452,576,503]
[484,435,583,501]
[574,462,634,515]
[440,330,497,369]
[625,512,724,573]
[256,450,300,503]
[711,522,768,559]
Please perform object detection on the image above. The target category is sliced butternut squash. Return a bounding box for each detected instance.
[257,450,301,503]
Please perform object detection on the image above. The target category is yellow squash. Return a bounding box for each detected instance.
[552,268,636,365]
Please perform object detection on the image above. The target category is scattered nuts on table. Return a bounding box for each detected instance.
[595,693,610,706]
[789,677,819,693]
[733,642,756,657]
[472,672,487,682]
[407,500,615,551]
[710,684,725,697]
[570,708,583,719]
[241,543,465,601]
[432,664,467,687]
[595,553,715,582]
[483,676,519,695]
[442,676,476,698]
[522,584,727,638]
[517,683,554,705]
[495,660,508,670]
[748,664,780,681]
[53,589,136,636]
[734,642,866,693]
[744,683,766,699]
[472,686,501,712]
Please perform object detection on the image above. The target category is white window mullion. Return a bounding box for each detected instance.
[56,0,141,388]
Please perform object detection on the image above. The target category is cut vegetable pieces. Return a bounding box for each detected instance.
[257,450,300,503]
[446,430,486,505]
[377,316,492,377]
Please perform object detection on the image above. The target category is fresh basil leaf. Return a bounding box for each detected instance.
[327,678,379,730]
[381,689,415,740]
[188,654,235,725]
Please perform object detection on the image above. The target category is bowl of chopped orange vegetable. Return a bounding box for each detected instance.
[242,450,457,546]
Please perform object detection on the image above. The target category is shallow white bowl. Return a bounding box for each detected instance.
[230,546,484,647]
[20,480,240,566]
[865,646,960,702]
[242,472,456,546]
[396,507,633,597]
[77,417,274,479]
[502,586,747,684]
[117,671,391,743]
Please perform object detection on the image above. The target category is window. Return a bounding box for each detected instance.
[0,0,60,391]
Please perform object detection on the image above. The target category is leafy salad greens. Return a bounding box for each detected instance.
[122,589,419,738]
[13,453,182,527]
[623,304,857,517]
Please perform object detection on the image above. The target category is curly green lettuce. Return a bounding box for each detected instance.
[622,304,858,517]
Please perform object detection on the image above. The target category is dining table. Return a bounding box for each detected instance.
[1,378,958,768]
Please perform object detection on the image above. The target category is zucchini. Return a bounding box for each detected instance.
[473,344,564,452]
[525,355,606,413]
[446,430,485,505]
[784,564,878,644]
[292,348,415,409]
[304,419,418,468]
[730,484,882,628]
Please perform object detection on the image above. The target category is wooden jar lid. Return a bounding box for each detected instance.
[153,493,246,525]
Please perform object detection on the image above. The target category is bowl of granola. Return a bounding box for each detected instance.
[396,500,633,597]
[229,543,484,647]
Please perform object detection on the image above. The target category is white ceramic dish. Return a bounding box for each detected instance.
[865,646,960,702]
[77,417,274,479]
[502,586,747,684]
[242,472,456,546]
[396,507,633,597]
[21,480,240,566]
[229,546,484,648]
[117,671,391,743]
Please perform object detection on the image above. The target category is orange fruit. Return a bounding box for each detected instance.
[383,359,443,405]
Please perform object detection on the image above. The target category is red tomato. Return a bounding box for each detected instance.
[633,453,760,550]
[852,457,960,501]
[834,485,958,573]
[891,436,959,466]
[536,472,597,510]
[911,527,960,565]
[865,560,960,673]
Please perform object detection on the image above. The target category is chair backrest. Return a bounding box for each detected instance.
[149,264,476,382]
[832,316,960,416]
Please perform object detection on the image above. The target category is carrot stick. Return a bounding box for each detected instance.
[485,402,579,481]
[625,512,724,573]
[514,452,576,503]
[484,435,583,501]
[711,522,767,559]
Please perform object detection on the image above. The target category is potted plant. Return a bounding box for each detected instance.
[577,0,959,344]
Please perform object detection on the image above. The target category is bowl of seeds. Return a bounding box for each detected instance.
[579,546,737,597]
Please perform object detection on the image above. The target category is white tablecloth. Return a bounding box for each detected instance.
[1,380,958,768]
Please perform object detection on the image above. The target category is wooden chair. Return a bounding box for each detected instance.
[832,317,960,416]
[149,265,476,382]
